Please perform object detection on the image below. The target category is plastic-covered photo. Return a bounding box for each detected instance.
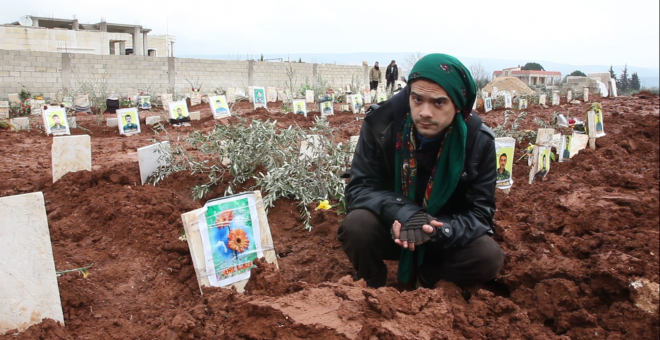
[253,87,266,109]
[504,94,512,108]
[292,99,307,117]
[484,98,493,113]
[117,108,141,135]
[376,93,388,103]
[320,101,334,116]
[30,99,45,116]
[351,94,363,113]
[198,192,263,287]
[208,95,231,119]
[495,137,515,189]
[139,96,151,110]
[559,134,572,162]
[43,107,70,136]
[593,108,605,137]
[168,100,189,120]
[519,98,527,110]
[536,146,551,178]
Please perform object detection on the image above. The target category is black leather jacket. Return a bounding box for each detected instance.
[345,87,496,249]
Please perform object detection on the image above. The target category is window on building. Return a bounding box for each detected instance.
[148,49,156,57]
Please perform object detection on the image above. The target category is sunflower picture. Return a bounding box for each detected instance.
[203,195,260,285]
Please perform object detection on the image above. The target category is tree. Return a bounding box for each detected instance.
[469,63,490,89]
[521,62,544,71]
[298,57,302,63]
[618,64,630,91]
[569,70,587,77]
[609,65,616,81]
[630,72,641,90]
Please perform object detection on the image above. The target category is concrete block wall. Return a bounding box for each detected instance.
[175,58,249,93]
[0,49,62,95]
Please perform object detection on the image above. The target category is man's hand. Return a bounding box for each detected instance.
[392,213,443,251]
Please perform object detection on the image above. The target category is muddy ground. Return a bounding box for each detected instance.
[0,95,658,339]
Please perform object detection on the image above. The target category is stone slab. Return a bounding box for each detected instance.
[10,117,29,130]
[610,79,618,97]
[583,88,589,102]
[67,116,77,129]
[0,192,64,333]
[30,100,45,116]
[0,101,8,119]
[266,87,278,102]
[107,118,118,127]
[189,111,201,120]
[8,94,20,104]
[146,116,162,125]
[305,90,314,103]
[51,135,92,183]
[138,141,170,185]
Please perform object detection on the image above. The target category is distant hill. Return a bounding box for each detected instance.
[180,52,659,88]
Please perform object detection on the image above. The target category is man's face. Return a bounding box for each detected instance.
[53,115,60,125]
[375,62,379,67]
[499,154,507,168]
[409,80,457,139]
[297,105,302,110]
[542,155,547,168]
[177,108,182,115]
[126,115,132,123]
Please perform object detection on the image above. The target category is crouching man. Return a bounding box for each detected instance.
[338,54,504,288]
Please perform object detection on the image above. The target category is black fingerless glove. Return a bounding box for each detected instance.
[395,211,436,245]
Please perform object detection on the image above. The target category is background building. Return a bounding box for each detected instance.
[493,67,561,87]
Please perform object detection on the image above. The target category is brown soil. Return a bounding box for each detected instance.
[1,95,658,339]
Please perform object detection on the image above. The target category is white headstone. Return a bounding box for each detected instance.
[52,135,92,183]
[10,117,29,130]
[552,91,560,106]
[266,87,278,102]
[0,101,8,118]
[305,90,314,103]
[363,90,372,104]
[146,116,162,125]
[8,94,20,104]
[504,93,512,108]
[567,90,573,102]
[190,92,202,106]
[583,88,589,102]
[484,98,493,113]
[226,88,236,103]
[29,99,45,116]
[161,93,173,108]
[189,111,201,120]
[0,192,64,333]
[138,141,170,185]
[610,79,618,97]
[67,116,77,129]
[539,94,547,106]
[107,118,118,127]
[236,88,246,98]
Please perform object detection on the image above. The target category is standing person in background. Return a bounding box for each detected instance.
[386,60,399,93]
[370,62,382,101]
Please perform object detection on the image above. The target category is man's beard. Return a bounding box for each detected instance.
[375,66,379,70]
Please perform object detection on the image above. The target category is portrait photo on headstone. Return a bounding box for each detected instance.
[589,108,606,138]
[292,99,307,117]
[43,107,70,136]
[320,101,334,116]
[484,98,493,113]
[168,100,190,121]
[534,146,551,180]
[117,108,141,135]
[376,92,388,103]
[559,134,572,162]
[351,94,363,113]
[518,98,527,110]
[139,96,151,110]
[504,94,512,108]
[252,87,266,109]
[495,137,516,189]
[209,95,231,119]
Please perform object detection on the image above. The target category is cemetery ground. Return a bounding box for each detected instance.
[1,93,659,340]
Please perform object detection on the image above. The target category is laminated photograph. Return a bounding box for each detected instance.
[559,134,572,162]
[518,98,527,110]
[43,106,70,136]
[138,96,151,110]
[117,108,141,135]
[495,137,516,190]
[181,191,278,293]
[292,99,307,117]
[587,108,606,138]
[208,95,231,119]
[484,98,493,113]
[351,94,363,113]
[168,100,190,123]
[504,93,512,108]
[252,87,267,109]
[320,100,334,116]
[529,145,551,183]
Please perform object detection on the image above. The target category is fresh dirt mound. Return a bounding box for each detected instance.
[484,76,535,95]
[1,96,659,339]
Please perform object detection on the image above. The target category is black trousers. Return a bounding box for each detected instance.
[337,209,504,288]
[369,81,379,91]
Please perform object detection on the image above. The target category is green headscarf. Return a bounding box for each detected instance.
[395,53,476,284]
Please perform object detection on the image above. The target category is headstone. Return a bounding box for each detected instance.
[30,100,45,116]
[539,94,547,106]
[252,87,267,109]
[168,100,189,121]
[43,107,70,136]
[587,109,606,138]
[8,94,20,104]
[559,134,572,162]
[292,99,307,117]
[226,88,236,103]
[266,87,278,102]
[583,88,589,102]
[51,135,92,183]
[146,116,162,125]
[0,192,64,333]
[363,90,372,104]
[552,91,560,106]
[138,141,170,185]
[350,94,363,113]
[67,116,77,129]
[567,90,573,102]
[0,101,8,118]
[529,145,551,184]
[504,94,512,108]
[107,118,118,127]
[209,95,231,119]
[320,101,334,116]
[138,95,151,110]
[235,88,246,98]
[570,132,589,156]
[305,90,314,103]
[190,92,202,106]
[536,128,556,146]
[117,108,141,135]
[277,90,286,102]
[10,117,29,130]
[495,137,516,190]
[189,111,201,120]
[341,104,349,111]
[181,191,278,293]
[484,98,493,113]
[161,93,173,108]
[610,79,618,97]
[247,87,254,101]
[518,98,527,110]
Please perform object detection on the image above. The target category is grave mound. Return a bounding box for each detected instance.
[484,76,535,95]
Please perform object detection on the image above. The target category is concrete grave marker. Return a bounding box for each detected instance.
[247,87,254,101]
[363,90,372,104]
[350,94,364,113]
[0,101,8,118]
[43,106,70,136]
[0,192,64,333]
[8,94,20,104]
[29,100,45,116]
[236,88,246,98]
[117,108,141,135]
[107,118,118,127]
[570,132,589,157]
[305,90,314,103]
[10,117,29,130]
[492,87,498,97]
[74,94,90,107]
[277,90,286,102]
[161,93,173,108]
[226,88,236,103]
[504,94,512,108]
[552,91,560,106]
[610,79,618,97]
[583,88,589,102]
[190,111,201,120]
[588,109,606,138]
[146,116,162,125]
[292,99,307,117]
[536,128,556,146]
[252,87,267,109]
[320,101,334,116]
[181,191,277,293]
[484,98,493,113]
[190,92,202,106]
[567,90,573,102]
[209,95,231,119]
[138,141,170,185]
[539,94,547,106]
[52,135,92,183]
[266,87,278,102]
[67,116,77,129]
[495,137,516,190]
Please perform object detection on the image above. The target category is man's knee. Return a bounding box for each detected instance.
[337,209,381,244]
[462,235,504,283]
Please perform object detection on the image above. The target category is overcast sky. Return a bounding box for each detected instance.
[2,0,658,68]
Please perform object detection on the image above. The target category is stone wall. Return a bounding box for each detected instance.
[0,49,368,99]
